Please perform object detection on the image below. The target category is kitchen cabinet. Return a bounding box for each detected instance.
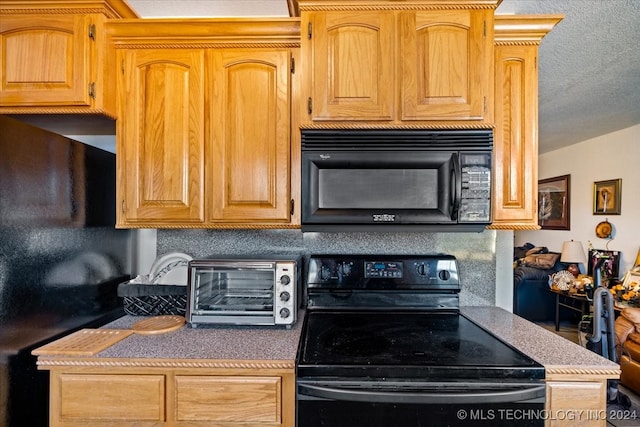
[209,49,293,223]
[0,0,136,119]
[109,20,301,228]
[545,374,610,427]
[46,365,294,427]
[299,0,498,125]
[488,15,563,230]
[116,48,206,225]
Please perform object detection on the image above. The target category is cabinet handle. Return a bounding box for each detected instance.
[307,22,312,39]
[290,199,295,216]
[121,200,125,213]
[88,24,96,41]
[88,82,96,99]
[307,97,312,115]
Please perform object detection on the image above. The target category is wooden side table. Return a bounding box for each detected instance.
[549,288,591,331]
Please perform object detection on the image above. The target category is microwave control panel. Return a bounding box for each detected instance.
[459,153,491,223]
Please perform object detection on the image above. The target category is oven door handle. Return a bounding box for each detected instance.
[297,383,546,404]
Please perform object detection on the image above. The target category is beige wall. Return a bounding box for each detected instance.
[516,124,640,275]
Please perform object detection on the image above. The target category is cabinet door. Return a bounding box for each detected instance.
[53,373,165,424]
[305,11,394,121]
[175,375,282,424]
[209,49,291,223]
[0,14,92,107]
[400,10,491,120]
[117,49,205,226]
[490,45,539,228]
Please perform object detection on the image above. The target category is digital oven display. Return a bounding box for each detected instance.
[364,261,403,279]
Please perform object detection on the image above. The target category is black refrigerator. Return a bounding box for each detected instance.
[0,115,131,426]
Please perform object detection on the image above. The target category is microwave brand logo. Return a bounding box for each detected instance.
[319,154,331,160]
[373,214,396,222]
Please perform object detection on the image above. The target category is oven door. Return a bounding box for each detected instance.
[297,379,545,427]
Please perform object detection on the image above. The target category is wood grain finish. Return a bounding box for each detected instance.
[400,9,491,121]
[56,373,165,422]
[209,49,292,222]
[307,11,395,120]
[175,376,281,423]
[43,362,295,427]
[301,1,497,125]
[0,1,136,117]
[112,20,299,228]
[116,48,205,225]
[488,15,562,230]
[0,14,91,106]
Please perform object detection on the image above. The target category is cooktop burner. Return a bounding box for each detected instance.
[298,310,544,380]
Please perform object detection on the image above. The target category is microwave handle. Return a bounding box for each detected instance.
[450,153,461,221]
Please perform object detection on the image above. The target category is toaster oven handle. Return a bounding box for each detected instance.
[450,153,461,221]
[298,382,545,405]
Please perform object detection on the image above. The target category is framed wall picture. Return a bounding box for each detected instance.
[593,178,622,215]
[538,174,570,230]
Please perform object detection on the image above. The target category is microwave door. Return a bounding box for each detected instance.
[302,151,458,225]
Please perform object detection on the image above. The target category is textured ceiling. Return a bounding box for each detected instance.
[127,0,640,154]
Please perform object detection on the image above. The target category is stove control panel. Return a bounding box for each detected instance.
[365,261,403,278]
[307,255,460,291]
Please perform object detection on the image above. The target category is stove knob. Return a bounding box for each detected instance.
[280,275,291,285]
[438,270,451,281]
[415,263,428,276]
[338,262,352,276]
[279,308,291,318]
[320,265,331,281]
[280,291,291,302]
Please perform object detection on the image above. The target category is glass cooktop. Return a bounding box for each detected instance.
[297,310,544,380]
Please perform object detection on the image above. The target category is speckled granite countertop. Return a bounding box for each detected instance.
[46,307,617,372]
[461,306,618,370]
[96,312,304,361]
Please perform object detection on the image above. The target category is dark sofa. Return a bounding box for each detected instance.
[513,243,573,322]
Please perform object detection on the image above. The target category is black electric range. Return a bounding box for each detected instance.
[296,255,545,427]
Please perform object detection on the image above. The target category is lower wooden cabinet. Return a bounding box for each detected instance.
[545,372,613,427]
[47,365,295,427]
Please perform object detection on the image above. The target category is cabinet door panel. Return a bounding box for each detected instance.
[175,375,282,423]
[57,373,165,421]
[492,45,538,226]
[0,14,90,106]
[209,49,290,222]
[400,10,489,120]
[308,12,394,120]
[118,49,205,224]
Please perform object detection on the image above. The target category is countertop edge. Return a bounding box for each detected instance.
[36,356,295,370]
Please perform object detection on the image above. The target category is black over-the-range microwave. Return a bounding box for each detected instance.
[301,129,493,232]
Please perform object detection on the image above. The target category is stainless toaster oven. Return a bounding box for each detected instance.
[186,256,301,328]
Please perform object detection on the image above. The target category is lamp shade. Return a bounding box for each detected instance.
[561,240,587,265]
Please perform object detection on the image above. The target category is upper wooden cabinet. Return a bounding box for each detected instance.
[209,49,293,223]
[488,15,563,230]
[299,0,499,126]
[116,48,206,225]
[0,0,136,118]
[109,20,301,229]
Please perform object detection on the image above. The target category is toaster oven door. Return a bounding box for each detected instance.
[188,264,276,325]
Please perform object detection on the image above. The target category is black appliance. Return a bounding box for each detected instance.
[296,255,545,427]
[0,115,130,427]
[301,129,492,232]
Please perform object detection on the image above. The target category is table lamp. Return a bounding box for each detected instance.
[561,240,587,277]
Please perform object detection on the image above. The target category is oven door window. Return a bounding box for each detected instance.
[191,268,274,315]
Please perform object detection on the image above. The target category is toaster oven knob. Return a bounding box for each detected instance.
[279,308,291,318]
[280,275,291,285]
[280,291,291,302]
